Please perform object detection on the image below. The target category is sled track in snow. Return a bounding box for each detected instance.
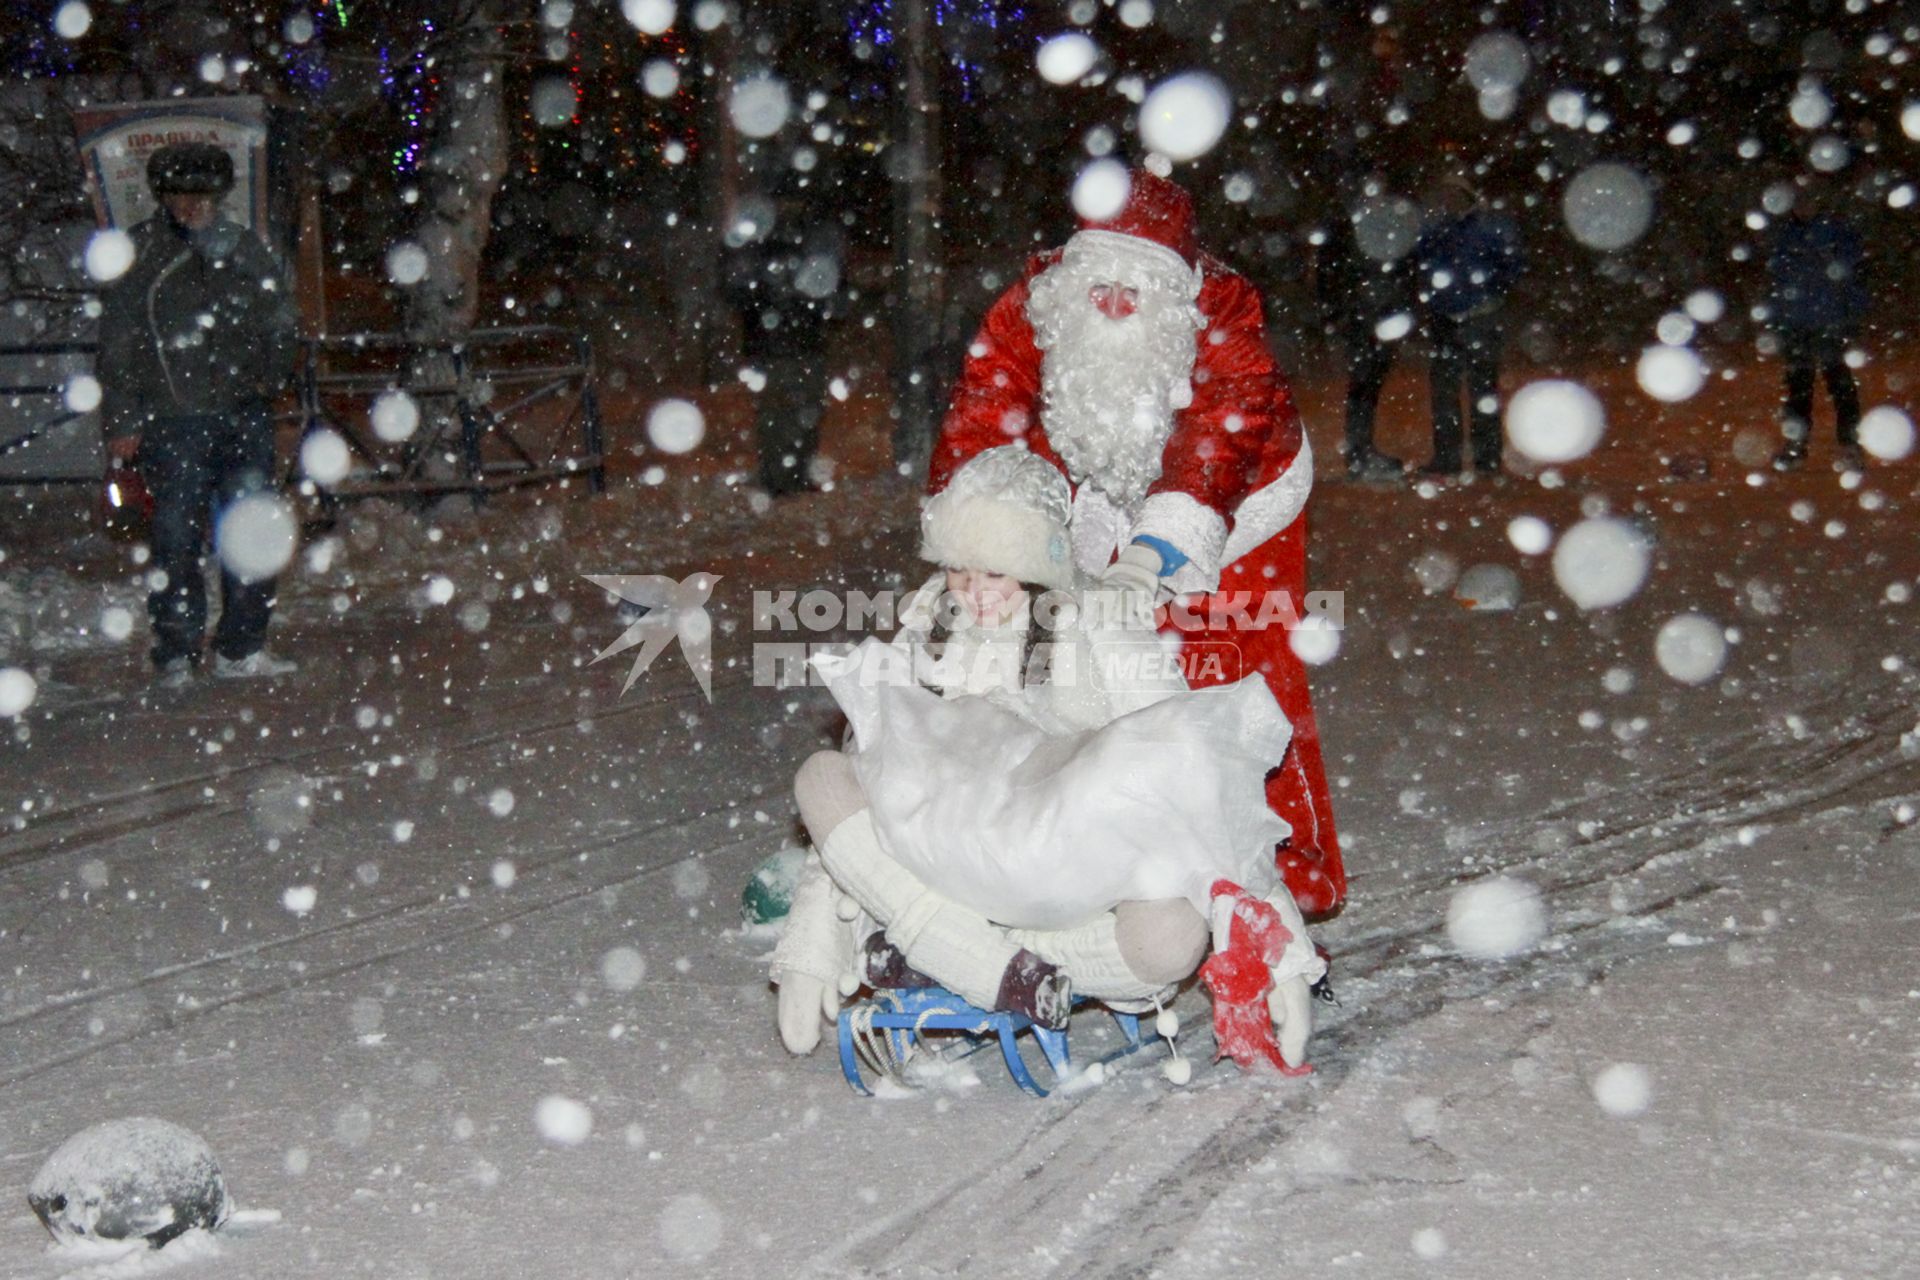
[0,795,786,1090]
[1042,884,1734,1280]
[0,666,757,881]
[0,650,813,1086]
[816,874,1736,1280]
[811,683,1920,1278]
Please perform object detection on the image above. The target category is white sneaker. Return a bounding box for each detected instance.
[155,657,196,689]
[212,650,298,679]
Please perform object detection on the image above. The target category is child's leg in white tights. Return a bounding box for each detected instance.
[1009,900,1209,1002]
[793,751,1021,1011]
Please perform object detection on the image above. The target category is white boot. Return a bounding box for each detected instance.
[770,860,856,1055]
[213,649,297,679]
[1010,916,1151,1002]
[814,808,1018,1010]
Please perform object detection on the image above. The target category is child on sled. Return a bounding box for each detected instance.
[769,447,1326,1074]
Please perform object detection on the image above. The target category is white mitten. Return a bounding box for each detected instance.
[770,860,855,1054]
[1094,543,1164,631]
[1205,882,1325,1073]
[1261,889,1328,988]
[1268,975,1314,1070]
[776,974,842,1056]
[1259,889,1324,1071]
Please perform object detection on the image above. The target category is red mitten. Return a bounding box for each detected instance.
[1200,880,1312,1076]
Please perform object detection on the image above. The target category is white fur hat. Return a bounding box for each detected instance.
[920,447,1076,590]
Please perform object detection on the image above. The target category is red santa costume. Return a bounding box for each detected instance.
[927,170,1346,916]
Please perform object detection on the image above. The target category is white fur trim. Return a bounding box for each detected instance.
[1063,229,1202,298]
[1131,491,1230,596]
[922,493,1076,589]
[922,447,1076,589]
[1066,438,1316,591]
[1218,437,1315,571]
[937,447,1074,528]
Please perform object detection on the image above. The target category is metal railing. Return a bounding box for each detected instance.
[0,340,95,482]
[0,326,608,496]
[297,325,606,496]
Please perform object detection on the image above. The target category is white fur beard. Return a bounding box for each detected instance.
[1027,254,1203,507]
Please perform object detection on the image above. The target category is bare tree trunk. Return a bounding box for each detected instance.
[408,2,509,340]
[889,0,942,482]
[295,176,327,340]
[404,1,509,495]
[693,14,741,386]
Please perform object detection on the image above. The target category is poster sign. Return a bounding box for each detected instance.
[72,96,269,232]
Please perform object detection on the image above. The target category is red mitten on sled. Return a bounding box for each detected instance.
[1200,879,1312,1076]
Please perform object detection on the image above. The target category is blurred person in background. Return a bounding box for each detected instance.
[725,177,843,497]
[1766,187,1867,472]
[1316,184,1418,482]
[1412,174,1524,479]
[98,142,298,687]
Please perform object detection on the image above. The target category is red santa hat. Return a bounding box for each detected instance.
[920,446,1076,590]
[1077,169,1198,270]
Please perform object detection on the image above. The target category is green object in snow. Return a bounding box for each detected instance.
[741,847,809,925]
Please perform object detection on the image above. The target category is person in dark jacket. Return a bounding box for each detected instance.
[725,185,842,497]
[98,143,298,685]
[1317,190,1419,480]
[1767,197,1867,471]
[1413,178,1524,477]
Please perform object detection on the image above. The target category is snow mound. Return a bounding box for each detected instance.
[0,568,144,664]
[1454,563,1520,612]
[46,1227,220,1280]
[29,1118,231,1248]
[44,1210,277,1280]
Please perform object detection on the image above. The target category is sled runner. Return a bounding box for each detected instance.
[836,987,1150,1097]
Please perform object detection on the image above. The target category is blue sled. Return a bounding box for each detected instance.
[836,986,1145,1097]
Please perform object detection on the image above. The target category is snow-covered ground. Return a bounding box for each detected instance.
[1,378,1917,1278]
